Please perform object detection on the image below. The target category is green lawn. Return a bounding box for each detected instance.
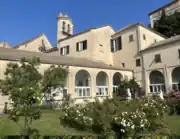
[165,115,180,135]
[0,110,94,136]
[0,109,180,136]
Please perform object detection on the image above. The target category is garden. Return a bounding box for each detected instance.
[0,57,180,138]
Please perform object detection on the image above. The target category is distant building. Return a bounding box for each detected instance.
[0,42,12,48]
[14,34,53,53]
[149,0,180,28]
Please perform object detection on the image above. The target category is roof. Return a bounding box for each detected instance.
[112,23,167,39]
[0,47,132,71]
[14,34,44,48]
[148,0,179,16]
[112,24,138,37]
[58,25,114,43]
[140,34,180,53]
[44,47,58,53]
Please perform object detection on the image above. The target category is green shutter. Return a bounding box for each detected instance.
[83,40,87,50]
[76,43,79,51]
[110,39,114,52]
[67,46,69,54]
[117,36,122,50]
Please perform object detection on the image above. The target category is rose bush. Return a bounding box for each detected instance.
[60,97,168,136]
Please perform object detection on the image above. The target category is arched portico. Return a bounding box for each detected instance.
[96,71,108,96]
[149,70,165,93]
[171,67,180,91]
[112,72,123,92]
[75,70,91,97]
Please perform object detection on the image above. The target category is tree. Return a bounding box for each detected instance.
[114,78,142,99]
[154,11,180,38]
[0,57,68,136]
[41,65,68,108]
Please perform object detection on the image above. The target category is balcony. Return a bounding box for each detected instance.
[149,84,165,93]
[96,86,108,97]
[75,86,91,98]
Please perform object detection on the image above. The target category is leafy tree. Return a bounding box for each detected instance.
[0,57,68,135]
[154,10,180,38]
[41,65,68,108]
[0,57,42,135]
[114,78,142,99]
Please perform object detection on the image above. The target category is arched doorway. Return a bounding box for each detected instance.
[113,72,123,92]
[149,70,165,93]
[75,70,91,97]
[96,71,108,96]
[171,67,180,91]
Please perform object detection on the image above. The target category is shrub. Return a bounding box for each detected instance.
[139,97,167,132]
[165,91,180,115]
[60,97,168,136]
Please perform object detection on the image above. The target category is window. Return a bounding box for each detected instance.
[136,59,141,67]
[62,21,66,31]
[111,36,122,52]
[143,34,146,40]
[60,46,69,55]
[76,40,87,51]
[178,49,180,58]
[129,35,134,42]
[122,63,125,68]
[154,54,161,63]
[67,24,70,33]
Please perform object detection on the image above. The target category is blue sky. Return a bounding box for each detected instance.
[0,0,171,47]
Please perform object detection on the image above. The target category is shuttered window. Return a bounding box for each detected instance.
[60,45,70,56]
[76,40,87,51]
[111,36,122,52]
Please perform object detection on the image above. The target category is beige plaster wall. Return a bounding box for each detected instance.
[58,26,114,65]
[112,27,138,69]
[138,26,165,51]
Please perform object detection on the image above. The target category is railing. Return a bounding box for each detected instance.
[113,85,119,92]
[46,87,68,100]
[75,86,91,97]
[172,82,179,91]
[149,84,165,93]
[96,86,108,96]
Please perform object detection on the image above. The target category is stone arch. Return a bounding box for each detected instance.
[96,71,108,86]
[75,70,91,86]
[113,72,123,86]
[75,70,91,97]
[171,67,180,91]
[62,21,66,31]
[149,70,165,93]
[67,24,71,33]
[112,72,123,92]
[96,71,109,96]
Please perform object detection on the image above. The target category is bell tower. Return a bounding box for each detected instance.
[57,12,74,42]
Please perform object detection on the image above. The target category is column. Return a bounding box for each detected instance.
[164,64,170,94]
[68,71,75,99]
[108,72,113,98]
[145,71,149,96]
[91,74,96,99]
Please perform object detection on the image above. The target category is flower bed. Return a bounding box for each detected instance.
[60,97,168,136]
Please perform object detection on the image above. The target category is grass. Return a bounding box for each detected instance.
[0,109,180,136]
[165,115,180,135]
[0,109,95,136]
